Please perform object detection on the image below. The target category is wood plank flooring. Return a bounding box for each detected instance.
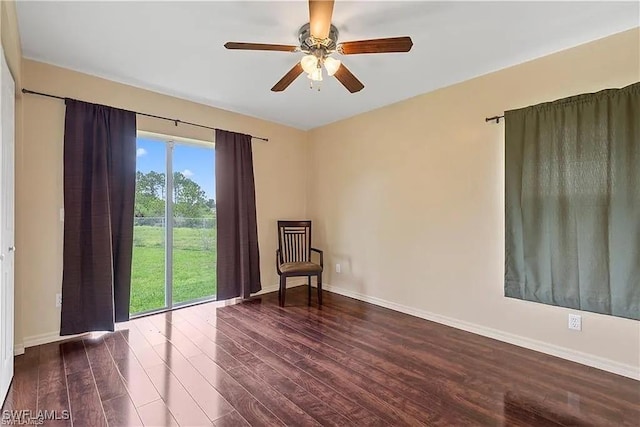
[2,287,639,426]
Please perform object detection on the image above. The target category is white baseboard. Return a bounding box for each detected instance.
[253,278,307,296]
[14,344,24,356]
[24,331,67,348]
[322,283,640,381]
[22,331,88,349]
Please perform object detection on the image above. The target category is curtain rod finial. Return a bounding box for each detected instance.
[485,115,505,124]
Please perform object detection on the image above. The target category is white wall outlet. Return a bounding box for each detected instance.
[568,314,582,331]
[59,208,64,222]
[56,293,62,308]
[335,263,341,273]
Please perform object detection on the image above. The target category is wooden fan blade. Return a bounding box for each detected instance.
[333,64,364,93]
[337,37,413,55]
[271,63,304,92]
[309,0,335,39]
[224,42,298,52]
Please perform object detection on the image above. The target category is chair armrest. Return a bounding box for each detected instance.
[276,249,282,275]
[311,248,323,268]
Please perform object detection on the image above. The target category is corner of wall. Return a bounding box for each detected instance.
[303,128,313,220]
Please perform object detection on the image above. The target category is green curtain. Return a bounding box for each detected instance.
[505,82,639,320]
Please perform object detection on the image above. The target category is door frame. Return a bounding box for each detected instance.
[0,45,16,405]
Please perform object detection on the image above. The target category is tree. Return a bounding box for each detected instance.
[136,171,165,199]
[173,172,209,218]
[134,170,211,219]
[135,171,165,217]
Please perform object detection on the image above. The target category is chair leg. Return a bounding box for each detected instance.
[281,276,286,307]
[307,276,312,306]
[317,273,323,306]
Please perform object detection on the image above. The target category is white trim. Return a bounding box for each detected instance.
[322,283,640,381]
[253,278,307,297]
[252,285,279,296]
[218,280,309,306]
[13,344,24,356]
[137,130,214,147]
[23,331,88,349]
[165,141,174,309]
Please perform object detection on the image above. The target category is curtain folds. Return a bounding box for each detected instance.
[60,99,137,335]
[215,130,261,300]
[505,82,639,320]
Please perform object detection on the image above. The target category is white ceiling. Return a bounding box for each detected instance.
[16,1,639,130]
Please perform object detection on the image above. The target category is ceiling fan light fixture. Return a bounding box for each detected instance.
[308,67,323,81]
[300,55,318,74]
[323,56,341,76]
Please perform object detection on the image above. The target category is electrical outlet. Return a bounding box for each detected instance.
[335,263,341,273]
[56,293,62,308]
[568,314,582,331]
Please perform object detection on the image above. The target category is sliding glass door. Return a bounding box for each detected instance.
[171,143,217,305]
[131,136,216,316]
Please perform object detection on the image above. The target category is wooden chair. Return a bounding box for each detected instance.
[276,220,323,307]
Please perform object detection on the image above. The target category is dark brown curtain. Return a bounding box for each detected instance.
[60,99,137,335]
[215,129,261,300]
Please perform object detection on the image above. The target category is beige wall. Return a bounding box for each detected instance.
[307,28,640,373]
[17,59,308,344]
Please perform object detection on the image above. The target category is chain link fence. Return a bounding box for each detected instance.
[134,217,216,229]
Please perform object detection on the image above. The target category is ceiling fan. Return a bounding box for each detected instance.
[224,0,413,93]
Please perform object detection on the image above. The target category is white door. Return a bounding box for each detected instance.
[0,46,15,405]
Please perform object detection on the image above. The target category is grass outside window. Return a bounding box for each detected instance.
[130,224,216,314]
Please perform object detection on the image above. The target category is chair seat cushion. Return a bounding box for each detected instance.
[280,261,322,274]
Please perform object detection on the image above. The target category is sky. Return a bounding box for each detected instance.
[136,137,216,199]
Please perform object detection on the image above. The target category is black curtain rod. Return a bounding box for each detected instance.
[485,115,505,124]
[21,88,269,142]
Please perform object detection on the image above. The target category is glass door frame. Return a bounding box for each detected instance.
[131,131,216,318]
[164,140,174,310]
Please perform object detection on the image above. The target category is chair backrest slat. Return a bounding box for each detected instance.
[278,220,312,263]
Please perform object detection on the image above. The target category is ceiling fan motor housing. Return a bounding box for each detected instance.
[298,23,339,54]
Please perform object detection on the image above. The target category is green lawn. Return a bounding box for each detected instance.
[130,225,216,314]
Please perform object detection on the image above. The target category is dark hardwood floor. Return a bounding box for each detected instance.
[2,287,638,426]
